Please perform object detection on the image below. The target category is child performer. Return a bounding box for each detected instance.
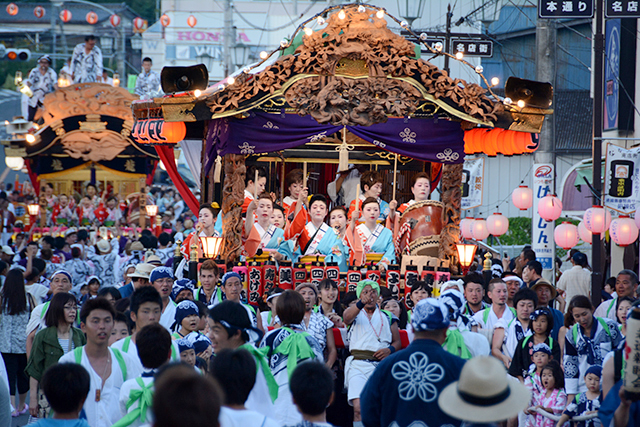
[244,193,288,261]
[532,361,567,427]
[522,343,554,427]
[347,171,390,222]
[172,300,200,339]
[348,197,395,271]
[285,190,347,271]
[556,365,602,427]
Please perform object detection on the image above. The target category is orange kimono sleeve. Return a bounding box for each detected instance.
[347,199,361,221]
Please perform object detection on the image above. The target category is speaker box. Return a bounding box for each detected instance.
[161,64,209,93]
[504,77,553,109]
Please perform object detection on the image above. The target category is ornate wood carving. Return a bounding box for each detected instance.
[438,163,463,274]
[204,8,503,126]
[220,154,245,263]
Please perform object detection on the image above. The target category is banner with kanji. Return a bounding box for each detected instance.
[461,157,484,210]
[603,143,640,213]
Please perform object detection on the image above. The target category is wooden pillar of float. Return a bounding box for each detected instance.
[220,153,245,263]
[438,163,463,275]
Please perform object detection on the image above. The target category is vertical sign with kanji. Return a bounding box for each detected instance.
[604,143,640,213]
[461,157,484,210]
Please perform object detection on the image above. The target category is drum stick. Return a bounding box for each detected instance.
[254,169,258,200]
[392,153,398,201]
[355,185,360,215]
[303,162,307,188]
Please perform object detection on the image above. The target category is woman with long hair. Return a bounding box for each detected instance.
[25,292,85,418]
[0,269,34,416]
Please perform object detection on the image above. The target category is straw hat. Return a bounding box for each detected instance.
[96,239,111,254]
[530,278,557,299]
[128,263,155,280]
[438,356,530,423]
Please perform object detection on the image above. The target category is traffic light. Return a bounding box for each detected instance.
[3,49,31,61]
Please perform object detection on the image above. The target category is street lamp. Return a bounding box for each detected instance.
[27,203,40,216]
[101,35,114,53]
[397,0,426,26]
[131,33,143,50]
[145,204,158,217]
[470,0,503,30]
[456,243,477,276]
[233,42,250,70]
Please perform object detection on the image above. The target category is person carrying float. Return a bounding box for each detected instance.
[284,189,347,271]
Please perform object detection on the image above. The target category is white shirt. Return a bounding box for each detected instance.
[111,336,180,375]
[494,317,531,359]
[348,307,392,352]
[26,303,47,335]
[59,347,138,427]
[24,283,49,305]
[557,265,592,312]
[159,300,177,331]
[118,376,154,427]
[472,305,515,332]
[594,297,618,321]
[218,407,280,427]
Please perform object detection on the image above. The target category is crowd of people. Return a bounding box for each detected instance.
[0,167,638,427]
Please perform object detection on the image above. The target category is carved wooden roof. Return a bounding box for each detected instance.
[202,7,503,128]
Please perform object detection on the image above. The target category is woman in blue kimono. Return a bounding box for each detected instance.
[244,193,291,261]
[285,192,348,271]
[350,197,396,270]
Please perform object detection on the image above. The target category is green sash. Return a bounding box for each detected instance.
[443,328,472,359]
[240,343,279,402]
[111,378,153,427]
[273,327,316,378]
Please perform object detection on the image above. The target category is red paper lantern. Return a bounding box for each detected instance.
[6,3,18,16]
[578,221,592,244]
[471,219,489,241]
[486,212,509,236]
[459,217,475,239]
[512,185,533,210]
[132,119,186,144]
[187,15,197,27]
[484,129,500,157]
[109,14,121,27]
[59,9,72,22]
[33,6,45,18]
[497,130,513,156]
[583,205,611,234]
[538,194,562,222]
[554,222,579,250]
[609,215,639,246]
[86,11,98,24]
[133,17,145,31]
[160,14,170,27]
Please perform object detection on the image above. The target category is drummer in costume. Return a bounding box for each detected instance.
[348,197,395,271]
[177,204,220,278]
[393,172,431,216]
[347,171,391,222]
[244,193,291,261]
[285,190,348,271]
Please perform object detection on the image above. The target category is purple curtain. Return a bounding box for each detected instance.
[205,111,464,171]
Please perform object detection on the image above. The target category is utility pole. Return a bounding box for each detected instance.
[50,1,57,68]
[532,18,557,282]
[223,0,233,77]
[443,4,452,74]
[591,0,604,307]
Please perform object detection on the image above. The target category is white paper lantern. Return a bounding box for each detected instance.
[538,194,562,221]
[512,185,533,210]
[578,221,592,244]
[460,217,475,239]
[472,219,489,241]
[610,216,639,246]
[486,213,509,236]
[583,205,611,234]
[554,222,579,250]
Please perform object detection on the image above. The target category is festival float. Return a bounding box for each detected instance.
[130,3,553,301]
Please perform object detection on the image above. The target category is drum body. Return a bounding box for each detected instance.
[398,201,444,256]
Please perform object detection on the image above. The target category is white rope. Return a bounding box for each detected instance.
[528,406,598,422]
